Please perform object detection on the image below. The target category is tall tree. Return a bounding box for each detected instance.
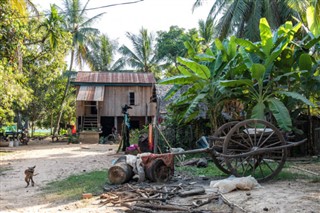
[156,26,188,66]
[0,2,32,124]
[86,34,125,71]
[193,0,309,41]
[118,27,160,75]
[38,4,66,49]
[198,17,215,49]
[53,0,104,136]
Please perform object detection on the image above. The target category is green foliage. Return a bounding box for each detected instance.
[176,164,227,178]
[86,34,124,71]
[118,27,161,78]
[0,2,72,129]
[156,26,188,65]
[159,35,243,130]
[193,0,309,41]
[221,19,312,131]
[42,170,107,201]
[161,16,319,135]
[0,3,32,123]
[129,125,149,145]
[306,1,320,37]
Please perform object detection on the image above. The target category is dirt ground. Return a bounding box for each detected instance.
[0,139,319,213]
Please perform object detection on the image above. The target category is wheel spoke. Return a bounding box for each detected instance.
[237,131,252,148]
[260,158,275,173]
[264,140,282,148]
[230,138,251,149]
[257,126,268,146]
[259,131,275,147]
[244,124,254,147]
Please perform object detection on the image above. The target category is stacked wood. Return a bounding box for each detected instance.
[100,183,244,212]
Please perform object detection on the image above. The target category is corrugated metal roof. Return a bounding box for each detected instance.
[76,86,105,101]
[74,72,156,84]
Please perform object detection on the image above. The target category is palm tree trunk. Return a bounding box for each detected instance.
[53,50,75,136]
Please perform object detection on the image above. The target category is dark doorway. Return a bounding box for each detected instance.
[100,117,114,137]
[130,120,140,130]
[90,101,97,114]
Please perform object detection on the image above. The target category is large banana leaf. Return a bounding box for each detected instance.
[250,63,265,81]
[251,102,266,120]
[177,65,193,76]
[304,36,320,49]
[267,98,292,131]
[259,18,273,56]
[239,47,254,69]
[163,85,181,101]
[182,93,207,122]
[194,53,215,61]
[299,53,312,72]
[273,70,307,81]
[158,75,197,85]
[307,4,320,37]
[177,57,210,79]
[227,36,237,59]
[220,79,253,87]
[278,91,315,106]
[235,38,264,58]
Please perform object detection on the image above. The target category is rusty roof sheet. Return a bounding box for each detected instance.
[74,72,156,84]
[76,86,105,101]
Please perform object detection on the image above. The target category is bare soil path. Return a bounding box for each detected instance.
[0,139,319,213]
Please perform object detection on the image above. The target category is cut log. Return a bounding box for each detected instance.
[108,162,133,184]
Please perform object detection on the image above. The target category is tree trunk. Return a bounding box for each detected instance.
[53,50,75,136]
[50,112,53,135]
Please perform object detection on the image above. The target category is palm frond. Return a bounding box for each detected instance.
[80,12,105,28]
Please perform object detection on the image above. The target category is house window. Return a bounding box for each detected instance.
[129,92,135,105]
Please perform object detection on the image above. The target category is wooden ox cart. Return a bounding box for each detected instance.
[109,119,306,184]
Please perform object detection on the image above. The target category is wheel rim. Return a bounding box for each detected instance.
[210,121,239,174]
[223,119,287,182]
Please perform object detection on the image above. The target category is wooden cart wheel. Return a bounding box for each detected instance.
[223,119,287,182]
[209,121,239,174]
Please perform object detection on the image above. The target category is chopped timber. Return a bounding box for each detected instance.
[108,162,133,184]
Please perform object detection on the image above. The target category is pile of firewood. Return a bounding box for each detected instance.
[100,183,245,213]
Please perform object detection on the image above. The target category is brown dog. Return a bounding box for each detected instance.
[24,166,37,188]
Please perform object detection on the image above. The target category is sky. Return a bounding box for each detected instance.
[32,0,213,46]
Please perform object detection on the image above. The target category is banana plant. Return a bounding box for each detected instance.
[221,18,314,131]
[158,36,242,130]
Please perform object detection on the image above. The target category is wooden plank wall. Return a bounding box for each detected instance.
[101,86,156,117]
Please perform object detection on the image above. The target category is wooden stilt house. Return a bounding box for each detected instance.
[72,71,157,143]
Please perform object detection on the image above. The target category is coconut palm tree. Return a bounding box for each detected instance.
[53,0,104,136]
[86,34,125,71]
[198,16,215,50]
[193,0,309,41]
[38,4,66,49]
[118,27,160,74]
[60,0,104,70]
